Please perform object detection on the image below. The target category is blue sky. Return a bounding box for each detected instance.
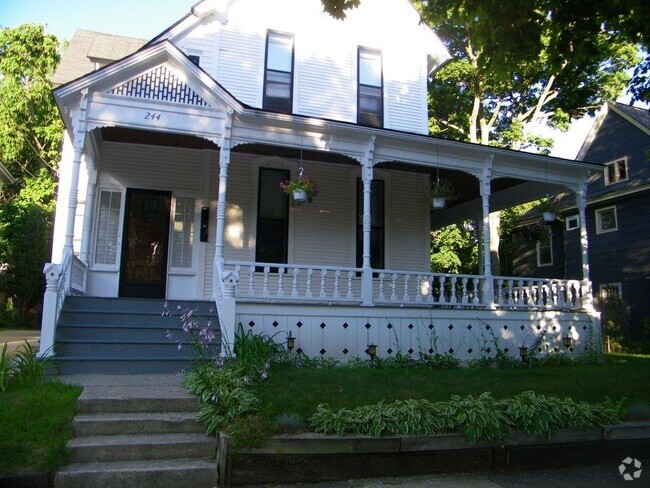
[0,0,195,41]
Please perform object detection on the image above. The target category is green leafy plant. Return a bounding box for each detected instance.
[535,197,561,215]
[11,341,49,385]
[274,412,308,434]
[418,352,461,370]
[164,302,220,365]
[0,343,15,392]
[279,175,320,204]
[233,323,285,379]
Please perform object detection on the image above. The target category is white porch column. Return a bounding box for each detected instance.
[480,156,495,307]
[576,179,593,309]
[79,162,97,264]
[63,89,89,256]
[215,109,233,268]
[361,136,376,306]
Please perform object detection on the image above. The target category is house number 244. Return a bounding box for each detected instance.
[144,112,162,121]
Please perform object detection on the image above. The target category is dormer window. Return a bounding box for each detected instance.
[604,158,628,185]
[357,47,383,127]
[263,31,294,113]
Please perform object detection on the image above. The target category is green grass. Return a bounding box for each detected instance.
[257,354,650,421]
[0,381,82,473]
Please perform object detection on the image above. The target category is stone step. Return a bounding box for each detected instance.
[67,433,216,463]
[54,458,218,488]
[73,412,203,436]
[76,387,197,414]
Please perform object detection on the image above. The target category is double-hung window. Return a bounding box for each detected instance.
[263,31,294,113]
[604,158,628,185]
[536,232,553,267]
[595,206,618,234]
[357,47,383,127]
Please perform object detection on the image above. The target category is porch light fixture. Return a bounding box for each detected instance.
[367,343,377,360]
[519,345,528,362]
[287,332,295,352]
[562,334,573,349]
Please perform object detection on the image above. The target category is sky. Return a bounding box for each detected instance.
[0,0,639,160]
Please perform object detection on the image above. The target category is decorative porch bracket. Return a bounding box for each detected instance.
[480,155,495,307]
[361,135,376,307]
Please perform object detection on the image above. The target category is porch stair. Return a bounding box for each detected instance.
[54,297,217,374]
[55,375,218,488]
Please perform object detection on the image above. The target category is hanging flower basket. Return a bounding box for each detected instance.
[535,197,561,223]
[280,171,319,206]
[429,179,457,210]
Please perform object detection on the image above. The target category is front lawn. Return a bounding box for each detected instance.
[0,381,82,473]
[256,354,650,421]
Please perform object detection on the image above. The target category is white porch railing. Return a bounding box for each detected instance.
[39,251,87,357]
[374,270,485,307]
[493,277,585,310]
[225,261,362,303]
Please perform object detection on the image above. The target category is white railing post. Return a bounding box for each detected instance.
[38,263,61,357]
[360,136,376,306]
[576,179,594,309]
[219,269,239,357]
[479,156,495,307]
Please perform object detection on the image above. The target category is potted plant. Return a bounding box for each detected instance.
[430,179,457,209]
[280,174,320,205]
[536,197,561,223]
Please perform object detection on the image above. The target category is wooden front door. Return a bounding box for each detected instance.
[119,189,172,299]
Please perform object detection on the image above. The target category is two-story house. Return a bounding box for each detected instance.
[513,101,650,341]
[41,0,602,373]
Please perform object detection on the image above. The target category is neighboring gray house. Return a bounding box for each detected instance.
[513,101,650,338]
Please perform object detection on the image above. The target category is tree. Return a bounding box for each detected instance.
[430,222,479,274]
[0,24,62,326]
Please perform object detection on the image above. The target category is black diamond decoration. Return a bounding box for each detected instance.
[343,322,349,329]
[448,324,454,330]
[486,348,492,353]
[485,325,491,330]
[320,348,326,355]
[408,348,414,354]
[248,320,255,328]
[552,326,557,331]
[343,348,349,355]
[468,348,473,354]
[428,323,433,330]
[429,348,434,354]
[520,325,525,331]
[297,348,303,354]
[387,348,393,354]
[537,347,542,352]
[448,348,454,354]
[387,323,393,329]
[272,321,279,328]
[536,325,542,331]
[296,321,303,328]
[320,322,326,329]
[553,347,558,353]
[503,325,508,330]
[467,324,472,330]
[583,325,587,330]
[365,322,372,330]
[409,324,415,330]
[569,347,573,352]
[504,348,509,353]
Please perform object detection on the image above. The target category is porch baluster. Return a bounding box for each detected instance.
[347,271,354,300]
[378,273,386,301]
[415,275,423,303]
[557,281,566,307]
[537,281,544,307]
[320,269,328,299]
[262,266,270,297]
[517,280,524,307]
[306,268,313,298]
[402,274,411,303]
[495,279,503,306]
[439,276,448,304]
[472,278,480,304]
[248,266,255,296]
[277,267,285,298]
[333,270,341,299]
[292,268,299,298]
[551,282,558,307]
[390,274,398,302]
[461,277,469,304]
[426,276,434,304]
[449,276,457,304]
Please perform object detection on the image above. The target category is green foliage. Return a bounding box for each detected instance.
[233,323,285,378]
[0,344,13,393]
[310,391,622,442]
[320,0,360,19]
[183,363,260,434]
[417,352,461,370]
[228,414,276,448]
[274,412,308,434]
[430,221,479,274]
[0,341,50,392]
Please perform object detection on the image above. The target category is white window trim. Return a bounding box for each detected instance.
[536,237,553,267]
[599,282,623,300]
[565,214,579,231]
[604,157,628,186]
[595,205,618,234]
[168,195,198,273]
[91,189,124,271]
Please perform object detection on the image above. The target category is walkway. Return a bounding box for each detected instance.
[0,329,39,355]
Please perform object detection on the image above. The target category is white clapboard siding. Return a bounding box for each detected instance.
[217,27,262,107]
[175,21,220,76]
[385,79,427,134]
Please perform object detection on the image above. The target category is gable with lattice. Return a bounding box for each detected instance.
[109,65,211,107]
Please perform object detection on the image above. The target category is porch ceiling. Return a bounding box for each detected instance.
[100,127,220,150]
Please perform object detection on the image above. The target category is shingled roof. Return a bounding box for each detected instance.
[52,29,147,87]
[611,101,650,132]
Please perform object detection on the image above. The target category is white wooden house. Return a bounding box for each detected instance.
[41,0,602,371]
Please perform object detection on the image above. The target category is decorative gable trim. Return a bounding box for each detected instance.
[108,65,211,107]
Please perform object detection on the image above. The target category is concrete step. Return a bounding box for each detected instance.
[73,412,203,436]
[76,387,197,414]
[67,433,216,463]
[54,458,218,488]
